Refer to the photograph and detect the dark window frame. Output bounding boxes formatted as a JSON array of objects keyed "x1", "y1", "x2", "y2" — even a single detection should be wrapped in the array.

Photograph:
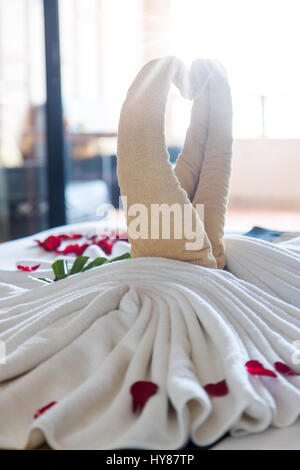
[{"x1": 43, "y1": 0, "x2": 66, "y2": 227}]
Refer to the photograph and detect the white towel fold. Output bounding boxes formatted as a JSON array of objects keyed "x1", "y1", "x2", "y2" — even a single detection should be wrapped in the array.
[{"x1": 0, "y1": 235, "x2": 299, "y2": 449}]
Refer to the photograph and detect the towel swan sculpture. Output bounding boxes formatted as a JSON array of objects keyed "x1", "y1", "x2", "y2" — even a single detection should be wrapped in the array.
[{"x1": 0, "y1": 57, "x2": 299, "y2": 449}]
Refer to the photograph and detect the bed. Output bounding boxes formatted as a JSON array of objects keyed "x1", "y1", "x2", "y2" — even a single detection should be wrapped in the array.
[{"x1": 0, "y1": 221, "x2": 299, "y2": 450}]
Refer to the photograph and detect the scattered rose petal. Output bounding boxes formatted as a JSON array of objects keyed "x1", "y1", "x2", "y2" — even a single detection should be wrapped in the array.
[
  {"x1": 36, "y1": 232, "x2": 128, "y2": 256},
  {"x1": 89, "y1": 233, "x2": 128, "y2": 244},
  {"x1": 245, "y1": 360, "x2": 263, "y2": 368},
  {"x1": 88, "y1": 234, "x2": 109, "y2": 242},
  {"x1": 130, "y1": 381, "x2": 159, "y2": 414},
  {"x1": 35, "y1": 234, "x2": 83, "y2": 252},
  {"x1": 36, "y1": 235, "x2": 61, "y2": 251},
  {"x1": 34, "y1": 401, "x2": 57, "y2": 419},
  {"x1": 88, "y1": 235, "x2": 98, "y2": 242},
  {"x1": 247, "y1": 367, "x2": 277, "y2": 377},
  {"x1": 17, "y1": 264, "x2": 40, "y2": 272},
  {"x1": 204, "y1": 379, "x2": 229, "y2": 397},
  {"x1": 274, "y1": 362, "x2": 299, "y2": 376},
  {"x1": 56, "y1": 243, "x2": 90, "y2": 256},
  {"x1": 245, "y1": 360, "x2": 277, "y2": 378},
  {"x1": 110, "y1": 232, "x2": 129, "y2": 243},
  {"x1": 96, "y1": 239, "x2": 113, "y2": 255},
  {"x1": 58, "y1": 233, "x2": 82, "y2": 240}
]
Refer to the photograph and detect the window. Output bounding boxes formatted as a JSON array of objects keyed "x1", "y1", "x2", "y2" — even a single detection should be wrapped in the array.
[
  {"x1": 0, "y1": 0, "x2": 299, "y2": 240},
  {"x1": 0, "y1": 0, "x2": 48, "y2": 240}
]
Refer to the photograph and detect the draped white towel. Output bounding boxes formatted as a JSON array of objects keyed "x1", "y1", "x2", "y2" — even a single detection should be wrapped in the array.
[{"x1": 0, "y1": 235, "x2": 299, "y2": 449}]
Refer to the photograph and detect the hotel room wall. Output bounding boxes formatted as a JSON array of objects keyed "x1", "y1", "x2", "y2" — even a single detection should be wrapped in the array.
[{"x1": 230, "y1": 139, "x2": 300, "y2": 209}]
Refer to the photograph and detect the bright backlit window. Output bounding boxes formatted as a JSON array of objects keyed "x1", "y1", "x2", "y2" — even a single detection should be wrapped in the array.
[{"x1": 58, "y1": 0, "x2": 300, "y2": 140}]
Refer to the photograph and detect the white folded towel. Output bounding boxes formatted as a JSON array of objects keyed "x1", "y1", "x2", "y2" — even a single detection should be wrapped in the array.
[{"x1": 0, "y1": 235, "x2": 299, "y2": 449}]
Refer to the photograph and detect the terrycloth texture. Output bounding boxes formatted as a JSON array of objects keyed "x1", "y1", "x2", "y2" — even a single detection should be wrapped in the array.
[
  {"x1": 0, "y1": 235, "x2": 300, "y2": 449},
  {"x1": 191, "y1": 61, "x2": 232, "y2": 269},
  {"x1": 117, "y1": 57, "x2": 217, "y2": 268},
  {"x1": 174, "y1": 60, "x2": 210, "y2": 201},
  {"x1": 225, "y1": 235, "x2": 300, "y2": 308},
  {"x1": 175, "y1": 60, "x2": 233, "y2": 269}
]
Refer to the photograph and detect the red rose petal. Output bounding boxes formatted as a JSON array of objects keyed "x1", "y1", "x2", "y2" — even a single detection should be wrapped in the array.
[
  {"x1": 89, "y1": 234, "x2": 109, "y2": 242},
  {"x1": 245, "y1": 360, "x2": 277, "y2": 378},
  {"x1": 96, "y1": 239, "x2": 113, "y2": 255},
  {"x1": 274, "y1": 362, "x2": 299, "y2": 376},
  {"x1": 36, "y1": 235, "x2": 61, "y2": 251},
  {"x1": 56, "y1": 243, "x2": 90, "y2": 256},
  {"x1": 247, "y1": 367, "x2": 277, "y2": 377},
  {"x1": 245, "y1": 360, "x2": 263, "y2": 368},
  {"x1": 110, "y1": 232, "x2": 129, "y2": 243},
  {"x1": 59, "y1": 233, "x2": 82, "y2": 240},
  {"x1": 36, "y1": 234, "x2": 83, "y2": 252},
  {"x1": 33, "y1": 401, "x2": 57, "y2": 419},
  {"x1": 204, "y1": 379, "x2": 229, "y2": 397},
  {"x1": 130, "y1": 381, "x2": 159, "y2": 414},
  {"x1": 36, "y1": 231, "x2": 128, "y2": 255},
  {"x1": 17, "y1": 264, "x2": 40, "y2": 272}
]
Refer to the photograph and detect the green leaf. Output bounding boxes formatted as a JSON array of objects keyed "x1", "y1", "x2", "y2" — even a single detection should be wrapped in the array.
[
  {"x1": 83, "y1": 257, "x2": 108, "y2": 271},
  {"x1": 34, "y1": 277, "x2": 54, "y2": 284},
  {"x1": 40, "y1": 252, "x2": 131, "y2": 284},
  {"x1": 69, "y1": 256, "x2": 89, "y2": 274},
  {"x1": 52, "y1": 259, "x2": 69, "y2": 280},
  {"x1": 108, "y1": 252, "x2": 131, "y2": 263}
]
